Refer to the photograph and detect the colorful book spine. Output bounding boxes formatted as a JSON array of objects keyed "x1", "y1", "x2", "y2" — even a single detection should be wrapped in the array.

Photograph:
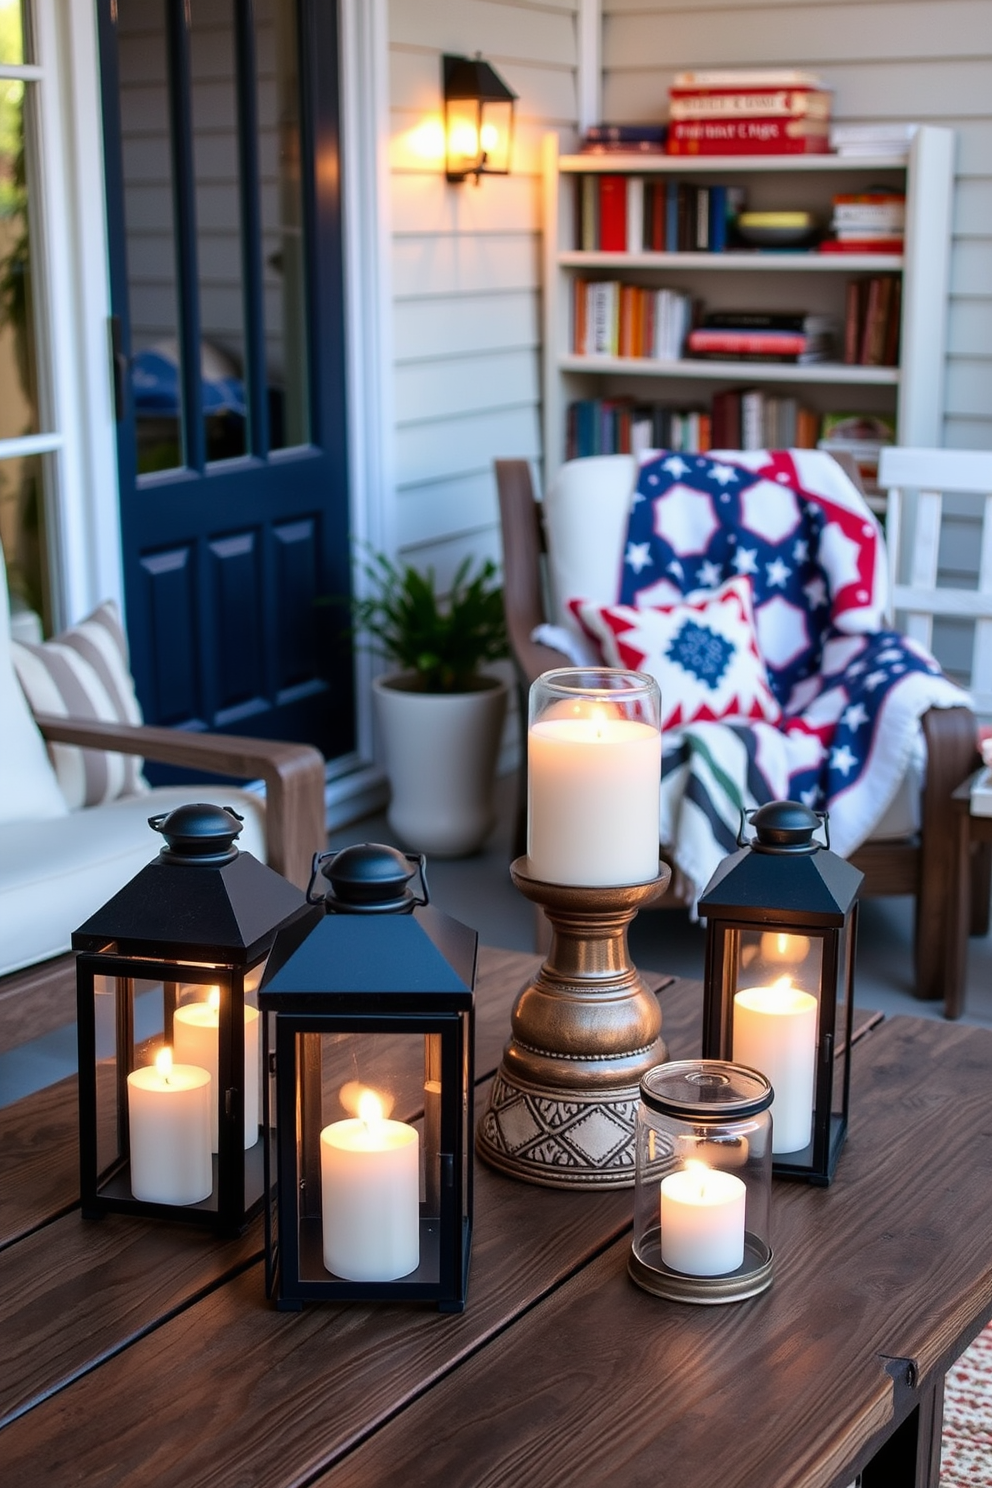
[
  {"x1": 598, "y1": 176, "x2": 627, "y2": 251},
  {"x1": 687, "y1": 329, "x2": 810, "y2": 356},
  {"x1": 667, "y1": 118, "x2": 830, "y2": 155}
]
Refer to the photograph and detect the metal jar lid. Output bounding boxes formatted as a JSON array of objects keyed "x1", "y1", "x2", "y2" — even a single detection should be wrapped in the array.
[{"x1": 639, "y1": 1059, "x2": 772, "y2": 1121}]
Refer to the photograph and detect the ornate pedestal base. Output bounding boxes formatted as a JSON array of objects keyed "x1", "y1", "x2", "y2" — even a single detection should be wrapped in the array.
[{"x1": 476, "y1": 860, "x2": 671, "y2": 1189}]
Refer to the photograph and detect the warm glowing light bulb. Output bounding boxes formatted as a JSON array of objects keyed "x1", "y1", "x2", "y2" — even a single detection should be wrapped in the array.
[
  {"x1": 358, "y1": 1089, "x2": 385, "y2": 1129},
  {"x1": 155, "y1": 1046, "x2": 173, "y2": 1081},
  {"x1": 480, "y1": 121, "x2": 499, "y2": 151},
  {"x1": 406, "y1": 118, "x2": 445, "y2": 163}
]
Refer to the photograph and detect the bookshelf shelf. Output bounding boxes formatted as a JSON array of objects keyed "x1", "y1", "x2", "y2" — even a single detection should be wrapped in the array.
[
  {"x1": 542, "y1": 128, "x2": 954, "y2": 481},
  {"x1": 558, "y1": 152, "x2": 911, "y2": 176},
  {"x1": 559, "y1": 251, "x2": 905, "y2": 273},
  {"x1": 558, "y1": 355, "x2": 900, "y2": 386}
]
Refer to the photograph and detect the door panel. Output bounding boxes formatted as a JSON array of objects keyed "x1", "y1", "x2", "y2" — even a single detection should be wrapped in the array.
[{"x1": 99, "y1": 0, "x2": 352, "y2": 763}]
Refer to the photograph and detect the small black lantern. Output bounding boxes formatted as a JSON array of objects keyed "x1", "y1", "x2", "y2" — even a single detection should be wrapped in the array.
[
  {"x1": 259, "y1": 844, "x2": 477, "y2": 1312},
  {"x1": 73, "y1": 803, "x2": 311, "y2": 1233},
  {"x1": 699, "y1": 802, "x2": 863, "y2": 1186}
]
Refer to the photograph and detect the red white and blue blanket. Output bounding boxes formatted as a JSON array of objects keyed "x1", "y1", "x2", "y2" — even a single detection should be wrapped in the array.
[{"x1": 614, "y1": 449, "x2": 970, "y2": 904}]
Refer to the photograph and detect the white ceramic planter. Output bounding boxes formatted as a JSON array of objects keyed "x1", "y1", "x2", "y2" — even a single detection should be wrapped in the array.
[{"x1": 373, "y1": 673, "x2": 509, "y2": 857}]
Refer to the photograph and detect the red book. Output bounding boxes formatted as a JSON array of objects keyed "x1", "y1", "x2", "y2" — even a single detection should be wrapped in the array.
[
  {"x1": 667, "y1": 118, "x2": 829, "y2": 155},
  {"x1": 688, "y1": 328, "x2": 808, "y2": 356},
  {"x1": 670, "y1": 86, "x2": 831, "y2": 123},
  {"x1": 818, "y1": 238, "x2": 904, "y2": 254},
  {"x1": 598, "y1": 175, "x2": 627, "y2": 251}
]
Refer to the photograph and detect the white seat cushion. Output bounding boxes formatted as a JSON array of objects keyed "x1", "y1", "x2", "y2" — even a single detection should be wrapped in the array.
[
  {"x1": 0, "y1": 786, "x2": 267, "y2": 977},
  {"x1": 0, "y1": 545, "x2": 68, "y2": 827}
]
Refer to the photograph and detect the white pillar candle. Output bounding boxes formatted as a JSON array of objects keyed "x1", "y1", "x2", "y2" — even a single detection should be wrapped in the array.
[
  {"x1": 320, "y1": 1091, "x2": 420, "y2": 1282},
  {"x1": 127, "y1": 1048, "x2": 212, "y2": 1205},
  {"x1": 527, "y1": 714, "x2": 661, "y2": 885},
  {"x1": 660, "y1": 1164, "x2": 747, "y2": 1276},
  {"x1": 734, "y1": 978, "x2": 818, "y2": 1155},
  {"x1": 173, "y1": 990, "x2": 260, "y2": 1151}
]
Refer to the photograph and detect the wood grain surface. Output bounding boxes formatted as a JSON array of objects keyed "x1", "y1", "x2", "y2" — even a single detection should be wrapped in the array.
[{"x1": 0, "y1": 945, "x2": 985, "y2": 1488}]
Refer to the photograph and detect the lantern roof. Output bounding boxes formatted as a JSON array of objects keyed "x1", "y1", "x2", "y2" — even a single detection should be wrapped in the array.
[
  {"x1": 698, "y1": 839, "x2": 862, "y2": 924},
  {"x1": 72, "y1": 850, "x2": 310, "y2": 964},
  {"x1": 259, "y1": 905, "x2": 477, "y2": 1012}
]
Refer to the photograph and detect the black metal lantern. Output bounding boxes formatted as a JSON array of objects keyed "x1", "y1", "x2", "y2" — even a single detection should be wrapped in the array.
[
  {"x1": 442, "y1": 53, "x2": 516, "y2": 182},
  {"x1": 73, "y1": 803, "x2": 312, "y2": 1233},
  {"x1": 699, "y1": 802, "x2": 863, "y2": 1186},
  {"x1": 259, "y1": 844, "x2": 477, "y2": 1312}
]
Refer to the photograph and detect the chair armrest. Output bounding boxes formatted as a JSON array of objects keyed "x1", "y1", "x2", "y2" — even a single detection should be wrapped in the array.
[{"x1": 34, "y1": 714, "x2": 326, "y2": 890}]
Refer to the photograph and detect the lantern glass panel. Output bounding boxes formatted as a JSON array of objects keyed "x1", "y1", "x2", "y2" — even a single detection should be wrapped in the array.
[
  {"x1": 293, "y1": 1029, "x2": 449, "y2": 1288},
  {"x1": 446, "y1": 99, "x2": 481, "y2": 176},
  {"x1": 479, "y1": 99, "x2": 513, "y2": 172},
  {"x1": 736, "y1": 927, "x2": 823, "y2": 1000}
]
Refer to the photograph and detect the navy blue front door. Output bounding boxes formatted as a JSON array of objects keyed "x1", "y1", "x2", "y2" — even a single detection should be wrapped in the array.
[{"x1": 98, "y1": 0, "x2": 353, "y2": 763}]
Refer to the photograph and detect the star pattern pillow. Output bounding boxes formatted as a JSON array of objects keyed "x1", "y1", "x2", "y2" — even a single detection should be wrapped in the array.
[{"x1": 569, "y1": 577, "x2": 782, "y2": 732}]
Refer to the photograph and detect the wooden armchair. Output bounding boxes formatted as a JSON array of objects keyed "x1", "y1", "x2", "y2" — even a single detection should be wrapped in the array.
[{"x1": 496, "y1": 457, "x2": 978, "y2": 1006}]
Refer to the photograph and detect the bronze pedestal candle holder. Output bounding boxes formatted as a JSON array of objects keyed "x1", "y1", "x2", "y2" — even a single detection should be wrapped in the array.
[{"x1": 476, "y1": 857, "x2": 671, "y2": 1189}]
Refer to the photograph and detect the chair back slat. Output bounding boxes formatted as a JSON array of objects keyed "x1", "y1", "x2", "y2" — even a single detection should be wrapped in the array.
[{"x1": 879, "y1": 445, "x2": 992, "y2": 718}]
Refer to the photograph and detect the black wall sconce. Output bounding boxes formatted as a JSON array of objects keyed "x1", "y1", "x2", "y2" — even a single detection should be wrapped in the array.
[{"x1": 443, "y1": 53, "x2": 516, "y2": 182}]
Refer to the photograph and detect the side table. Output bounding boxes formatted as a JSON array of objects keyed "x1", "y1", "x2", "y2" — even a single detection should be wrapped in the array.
[{"x1": 949, "y1": 770, "x2": 992, "y2": 1019}]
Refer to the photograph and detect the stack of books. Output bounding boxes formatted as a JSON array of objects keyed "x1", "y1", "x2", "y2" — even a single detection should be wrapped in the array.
[
  {"x1": 577, "y1": 175, "x2": 744, "y2": 252},
  {"x1": 666, "y1": 69, "x2": 832, "y2": 156},
  {"x1": 817, "y1": 412, "x2": 896, "y2": 508},
  {"x1": 572, "y1": 280, "x2": 692, "y2": 359},
  {"x1": 842, "y1": 276, "x2": 901, "y2": 365},
  {"x1": 580, "y1": 123, "x2": 667, "y2": 155},
  {"x1": 686, "y1": 310, "x2": 835, "y2": 364},
  {"x1": 820, "y1": 190, "x2": 905, "y2": 255},
  {"x1": 829, "y1": 123, "x2": 916, "y2": 159}
]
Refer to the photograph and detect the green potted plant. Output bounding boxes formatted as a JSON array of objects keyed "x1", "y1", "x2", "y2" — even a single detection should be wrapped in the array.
[{"x1": 353, "y1": 551, "x2": 509, "y2": 857}]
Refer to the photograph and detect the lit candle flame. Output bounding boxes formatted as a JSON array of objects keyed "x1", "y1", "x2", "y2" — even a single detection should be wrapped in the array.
[
  {"x1": 358, "y1": 1089, "x2": 385, "y2": 1131},
  {"x1": 155, "y1": 1046, "x2": 173, "y2": 1083},
  {"x1": 683, "y1": 1157, "x2": 711, "y2": 1198},
  {"x1": 208, "y1": 987, "x2": 220, "y2": 1013}
]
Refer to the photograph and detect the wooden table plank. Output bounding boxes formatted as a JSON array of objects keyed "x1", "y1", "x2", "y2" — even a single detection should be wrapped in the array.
[
  {"x1": 0, "y1": 966, "x2": 699, "y2": 1488},
  {"x1": 0, "y1": 1076, "x2": 80, "y2": 1250},
  {"x1": 304, "y1": 1018, "x2": 992, "y2": 1488},
  {"x1": 0, "y1": 1218, "x2": 260, "y2": 1429}
]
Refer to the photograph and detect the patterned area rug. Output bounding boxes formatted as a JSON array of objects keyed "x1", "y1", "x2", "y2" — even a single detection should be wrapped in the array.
[{"x1": 941, "y1": 1320, "x2": 992, "y2": 1486}]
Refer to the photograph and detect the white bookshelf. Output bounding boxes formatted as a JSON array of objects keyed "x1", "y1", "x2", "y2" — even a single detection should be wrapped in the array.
[{"x1": 542, "y1": 127, "x2": 954, "y2": 485}]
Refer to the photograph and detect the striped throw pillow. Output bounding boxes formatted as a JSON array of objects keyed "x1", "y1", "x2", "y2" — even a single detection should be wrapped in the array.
[{"x1": 11, "y1": 601, "x2": 148, "y2": 809}]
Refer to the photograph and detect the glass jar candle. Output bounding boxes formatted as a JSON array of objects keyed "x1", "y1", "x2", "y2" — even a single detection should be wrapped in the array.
[
  {"x1": 629, "y1": 1060, "x2": 773, "y2": 1304},
  {"x1": 526, "y1": 668, "x2": 662, "y2": 887}
]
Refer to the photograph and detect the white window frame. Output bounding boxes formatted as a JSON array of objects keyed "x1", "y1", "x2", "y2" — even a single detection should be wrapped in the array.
[{"x1": 1, "y1": 0, "x2": 120, "y2": 632}]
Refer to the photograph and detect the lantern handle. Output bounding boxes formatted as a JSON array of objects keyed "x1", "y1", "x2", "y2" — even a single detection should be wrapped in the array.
[{"x1": 737, "y1": 805, "x2": 830, "y2": 851}]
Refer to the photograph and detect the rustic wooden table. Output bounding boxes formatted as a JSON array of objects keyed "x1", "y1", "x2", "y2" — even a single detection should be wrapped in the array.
[{"x1": 0, "y1": 946, "x2": 989, "y2": 1488}]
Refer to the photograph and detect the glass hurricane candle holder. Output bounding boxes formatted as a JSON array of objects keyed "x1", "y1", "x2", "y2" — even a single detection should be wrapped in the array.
[
  {"x1": 629, "y1": 1060, "x2": 773, "y2": 1304},
  {"x1": 526, "y1": 667, "x2": 662, "y2": 888}
]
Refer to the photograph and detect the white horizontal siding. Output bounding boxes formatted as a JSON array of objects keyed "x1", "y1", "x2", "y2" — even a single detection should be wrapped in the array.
[
  {"x1": 601, "y1": 0, "x2": 992, "y2": 455},
  {"x1": 386, "y1": 0, "x2": 579, "y2": 584}
]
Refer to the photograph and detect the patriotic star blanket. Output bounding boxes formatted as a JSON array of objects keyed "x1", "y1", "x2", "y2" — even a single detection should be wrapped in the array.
[{"x1": 609, "y1": 449, "x2": 969, "y2": 906}]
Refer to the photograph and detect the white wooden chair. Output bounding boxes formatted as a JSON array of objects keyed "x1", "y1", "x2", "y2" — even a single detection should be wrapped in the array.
[
  {"x1": 880, "y1": 445, "x2": 992, "y2": 966},
  {"x1": 880, "y1": 446, "x2": 992, "y2": 720}
]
